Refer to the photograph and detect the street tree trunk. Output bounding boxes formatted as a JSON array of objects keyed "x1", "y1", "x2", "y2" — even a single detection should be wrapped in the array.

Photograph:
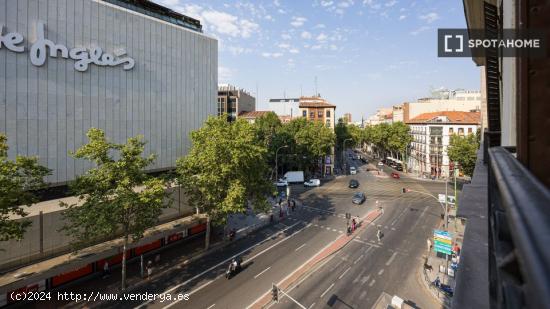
[
  {"x1": 205, "y1": 215, "x2": 211, "y2": 250},
  {"x1": 121, "y1": 234, "x2": 128, "y2": 291}
]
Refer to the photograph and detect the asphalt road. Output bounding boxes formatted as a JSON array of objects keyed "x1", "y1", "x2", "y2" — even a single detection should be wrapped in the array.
[{"x1": 46, "y1": 150, "x2": 452, "y2": 309}]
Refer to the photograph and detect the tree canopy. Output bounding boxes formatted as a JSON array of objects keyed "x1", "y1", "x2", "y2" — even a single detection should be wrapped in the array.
[
  {"x1": 0, "y1": 134, "x2": 50, "y2": 241},
  {"x1": 448, "y1": 132, "x2": 480, "y2": 177},
  {"x1": 60, "y1": 128, "x2": 168, "y2": 290},
  {"x1": 176, "y1": 116, "x2": 272, "y2": 225}
]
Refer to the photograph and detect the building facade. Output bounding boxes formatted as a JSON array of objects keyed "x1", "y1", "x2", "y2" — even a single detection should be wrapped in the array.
[
  {"x1": 342, "y1": 113, "x2": 352, "y2": 124},
  {"x1": 217, "y1": 84, "x2": 255, "y2": 121},
  {"x1": 406, "y1": 111, "x2": 480, "y2": 178},
  {"x1": 268, "y1": 98, "x2": 300, "y2": 118},
  {"x1": 0, "y1": 0, "x2": 218, "y2": 185},
  {"x1": 299, "y1": 96, "x2": 336, "y2": 175}
]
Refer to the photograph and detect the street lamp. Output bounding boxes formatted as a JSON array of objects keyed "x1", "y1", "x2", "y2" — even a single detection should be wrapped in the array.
[
  {"x1": 275, "y1": 145, "x2": 288, "y2": 181},
  {"x1": 342, "y1": 138, "x2": 353, "y2": 173}
]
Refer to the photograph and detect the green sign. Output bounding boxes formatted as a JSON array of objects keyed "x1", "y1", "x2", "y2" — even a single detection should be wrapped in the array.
[{"x1": 433, "y1": 229, "x2": 453, "y2": 255}]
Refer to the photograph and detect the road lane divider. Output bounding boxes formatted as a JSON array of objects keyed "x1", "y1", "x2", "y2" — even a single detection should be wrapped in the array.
[
  {"x1": 254, "y1": 267, "x2": 271, "y2": 279},
  {"x1": 136, "y1": 220, "x2": 306, "y2": 309}
]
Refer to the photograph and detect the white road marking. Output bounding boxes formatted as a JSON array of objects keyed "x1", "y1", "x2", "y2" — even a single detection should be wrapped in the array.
[
  {"x1": 378, "y1": 269, "x2": 384, "y2": 275},
  {"x1": 308, "y1": 303, "x2": 316, "y2": 309},
  {"x1": 338, "y1": 267, "x2": 351, "y2": 280},
  {"x1": 138, "y1": 220, "x2": 304, "y2": 309},
  {"x1": 386, "y1": 252, "x2": 398, "y2": 266},
  {"x1": 332, "y1": 229, "x2": 338, "y2": 232},
  {"x1": 254, "y1": 266, "x2": 271, "y2": 279},
  {"x1": 361, "y1": 275, "x2": 371, "y2": 284},
  {"x1": 207, "y1": 305, "x2": 216, "y2": 309},
  {"x1": 354, "y1": 254, "x2": 364, "y2": 264},
  {"x1": 295, "y1": 243, "x2": 307, "y2": 251},
  {"x1": 369, "y1": 279, "x2": 376, "y2": 287},
  {"x1": 320, "y1": 283, "x2": 335, "y2": 298},
  {"x1": 359, "y1": 291, "x2": 367, "y2": 299}
]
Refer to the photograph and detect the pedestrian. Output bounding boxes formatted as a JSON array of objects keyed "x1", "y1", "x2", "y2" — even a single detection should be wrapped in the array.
[
  {"x1": 147, "y1": 260, "x2": 153, "y2": 280},
  {"x1": 351, "y1": 218, "x2": 356, "y2": 232},
  {"x1": 103, "y1": 261, "x2": 110, "y2": 278}
]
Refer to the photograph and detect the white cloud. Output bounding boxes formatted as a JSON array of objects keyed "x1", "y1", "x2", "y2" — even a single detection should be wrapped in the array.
[
  {"x1": 363, "y1": 0, "x2": 381, "y2": 9},
  {"x1": 311, "y1": 45, "x2": 323, "y2": 50},
  {"x1": 281, "y1": 33, "x2": 292, "y2": 40},
  {"x1": 386, "y1": 0, "x2": 398, "y2": 7},
  {"x1": 177, "y1": 5, "x2": 260, "y2": 39},
  {"x1": 321, "y1": 0, "x2": 334, "y2": 6},
  {"x1": 261, "y1": 52, "x2": 284, "y2": 58},
  {"x1": 419, "y1": 12, "x2": 439, "y2": 23},
  {"x1": 314, "y1": 24, "x2": 326, "y2": 29},
  {"x1": 301, "y1": 31, "x2": 312, "y2": 39},
  {"x1": 399, "y1": 15, "x2": 406, "y2": 20},
  {"x1": 316, "y1": 33, "x2": 328, "y2": 42},
  {"x1": 290, "y1": 16, "x2": 307, "y2": 27},
  {"x1": 274, "y1": 0, "x2": 281, "y2": 6},
  {"x1": 278, "y1": 8, "x2": 287, "y2": 14},
  {"x1": 278, "y1": 43, "x2": 291, "y2": 49},
  {"x1": 329, "y1": 44, "x2": 338, "y2": 51},
  {"x1": 218, "y1": 66, "x2": 234, "y2": 82},
  {"x1": 265, "y1": 15, "x2": 274, "y2": 21},
  {"x1": 410, "y1": 26, "x2": 430, "y2": 35},
  {"x1": 228, "y1": 46, "x2": 252, "y2": 55},
  {"x1": 289, "y1": 48, "x2": 300, "y2": 54},
  {"x1": 338, "y1": 0, "x2": 355, "y2": 8}
]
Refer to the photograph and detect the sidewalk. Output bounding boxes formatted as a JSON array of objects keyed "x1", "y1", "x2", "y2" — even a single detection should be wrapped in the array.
[
  {"x1": 418, "y1": 205, "x2": 464, "y2": 308},
  {"x1": 33, "y1": 207, "x2": 285, "y2": 308}
]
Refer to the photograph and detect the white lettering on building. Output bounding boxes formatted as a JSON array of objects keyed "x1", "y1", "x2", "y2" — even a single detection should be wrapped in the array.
[{"x1": 0, "y1": 22, "x2": 134, "y2": 72}]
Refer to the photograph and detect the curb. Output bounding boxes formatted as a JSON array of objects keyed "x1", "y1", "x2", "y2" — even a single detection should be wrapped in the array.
[
  {"x1": 417, "y1": 258, "x2": 451, "y2": 308},
  {"x1": 247, "y1": 208, "x2": 383, "y2": 309}
]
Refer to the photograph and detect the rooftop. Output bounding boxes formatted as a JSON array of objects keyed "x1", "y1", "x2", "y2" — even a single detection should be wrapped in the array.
[
  {"x1": 238, "y1": 111, "x2": 271, "y2": 118},
  {"x1": 406, "y1": 111, "x2": 481, "y2": 124},
  {"x1": 299, "y1": 96, "x2": 336, "y2": 108},
  {"x1": 102, "y1": 0, "x2": 202, "y2": 32}
]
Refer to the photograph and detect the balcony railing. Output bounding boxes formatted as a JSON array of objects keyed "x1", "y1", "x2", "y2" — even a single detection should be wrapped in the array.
[{"x1": 488, "y1": 146, "x2": 550, "y2": 308}]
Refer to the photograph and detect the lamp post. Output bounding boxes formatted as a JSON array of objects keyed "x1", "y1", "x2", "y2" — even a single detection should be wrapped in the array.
[
  {"x1": 342, "y1": 138, "x2": 352, "y2": 173},
  {"x1": 275, "y1": 145, "x2": 288, "y2": 181}
]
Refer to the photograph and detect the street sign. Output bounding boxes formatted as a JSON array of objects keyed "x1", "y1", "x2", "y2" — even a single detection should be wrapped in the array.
[
  {"x1": 438, "y1": 194, "x2": 456, "y2": 205},
  {"x1": 438, "y1": 194, "x2": 446, "y2": 203},
  {"x1": 433, "y1": 229, "x2": 453, "y2": 255}
]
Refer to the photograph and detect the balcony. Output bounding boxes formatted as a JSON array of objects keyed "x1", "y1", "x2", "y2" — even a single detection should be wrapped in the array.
[{"x1": 453, "y1": 145, "x2": 550, "y2": 308}]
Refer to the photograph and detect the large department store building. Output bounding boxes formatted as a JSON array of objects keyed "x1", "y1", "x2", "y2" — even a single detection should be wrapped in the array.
[{"x1": 0, "y1": 0, "x2": 218, "y2": 185}]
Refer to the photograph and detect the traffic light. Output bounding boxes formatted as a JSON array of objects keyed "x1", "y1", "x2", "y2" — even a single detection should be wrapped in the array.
[{"x1": 272, "y1": 284, "x2": 279, "y2": 303}]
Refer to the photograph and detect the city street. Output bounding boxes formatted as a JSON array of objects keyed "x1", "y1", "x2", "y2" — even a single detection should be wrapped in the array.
[{"x1": 53, "y1": 151, "x2": 450, "y2": 309}]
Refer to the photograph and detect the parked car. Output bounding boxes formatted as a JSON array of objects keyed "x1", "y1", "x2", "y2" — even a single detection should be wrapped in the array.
[
  {"x1": 352, "y1": 192, "x2": 366, "y2": 204},
  {"x1": 304, "y1": 179, "x2": 321, "y2": 187},
  {"x1": 395, "y1": 164, "x2": 403, "y2": 171},
  {"x1": 350, "y1": 167, "x2": 357, "y2": 175},
  {"x1": 349, "y1": 179, "x2": 359, "y2": 188},
  {"x1": 377, "y1": 162, "x2": 384, "y2": 168},
  {"x1": 275, "y1": 179, "x2": 288, "y2": 187},
  {"x1": 391, "y1": 172, "x2": 400, "y2": 179}
]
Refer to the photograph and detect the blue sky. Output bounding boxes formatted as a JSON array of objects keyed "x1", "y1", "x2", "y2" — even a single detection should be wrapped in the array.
[{"x1": 154, "y1": 0, "x2": 481, "y2": 120}]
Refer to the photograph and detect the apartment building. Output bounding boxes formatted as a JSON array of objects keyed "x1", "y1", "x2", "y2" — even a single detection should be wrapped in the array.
[
  {"x1": 217, "y1": 84, "x2": 256, "y2": 121},
  {"x1": 406, "y1": 111, "x2": 481, "y2": 178},
  {"x1": 268, "y1": 98, "x2": 301, "y2": 118}
]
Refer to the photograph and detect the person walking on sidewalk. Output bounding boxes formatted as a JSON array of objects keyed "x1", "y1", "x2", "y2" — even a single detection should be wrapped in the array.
[
  {"x1": 147, "y1": 260, "x2": 153, "y2": 280},
  {"x1": 103, "y1": 261, "x2": 110, "y2": 279}
]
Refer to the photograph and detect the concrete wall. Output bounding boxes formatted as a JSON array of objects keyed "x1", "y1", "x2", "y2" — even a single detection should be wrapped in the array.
[
  {"x1": 0, "y1": 0, "x2": 218, "y2": 185},
  {"x1": 0, "y1": 186, "x2": 194, "y2": 271}
]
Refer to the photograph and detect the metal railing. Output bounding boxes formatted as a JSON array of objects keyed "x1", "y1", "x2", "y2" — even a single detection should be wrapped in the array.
[{"x1": 488, "y1": 147, "x2": 550, "y2": 308}]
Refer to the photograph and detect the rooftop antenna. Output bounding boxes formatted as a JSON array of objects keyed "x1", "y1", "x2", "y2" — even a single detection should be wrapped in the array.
[{"x1": 314, "y1": 76, "x2": 318, "y2": 96}]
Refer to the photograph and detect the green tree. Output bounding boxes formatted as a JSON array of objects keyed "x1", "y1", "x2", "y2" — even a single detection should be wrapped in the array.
[
  {"x1": 0, "y1": 134, "x2": 50, "y2": 241},
  {"x1": 448, "y1": 132, "x2": 480, "y2": 177},
  {"x1": 176, "y1": 116, "x2": 272, "y2": 232},
  {"x1": 60, "y1": 128, "x2": 168, "y2": 290},
  {"x1": 387, "y1": 122, "x2": 412, "y2": 160},
  {"x1": 295, "y1": 120, "x2": 335, "y2": 175},
  {"x1": 253, "y1": 112, "x2": 282, "y2": 171}
]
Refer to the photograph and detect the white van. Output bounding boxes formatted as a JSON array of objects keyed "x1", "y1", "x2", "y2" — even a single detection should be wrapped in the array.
[{"x1": 304, "y1": 179, "x2": 321, "y2": 187}]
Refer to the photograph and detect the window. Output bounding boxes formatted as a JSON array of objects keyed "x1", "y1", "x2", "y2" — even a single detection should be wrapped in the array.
[
  {"x1": 326, "y1": 119, "x2": 330, "y2": 127},
  {"x1": 310, "y1": 111, "x2": 315, "y2": 118},
  {"x1": 468, "y1": 128, "x2": 473, "y2": 134},
  {"x1": 318, "y1": 110, "x2": 323, "y2": 117},
  {"x1": 449, "y1": 128, "x2": 454, "y2": 134},
  {"x1": 326, "y1": 110, "x2": 331, "y2": 117},
  {"x1": 458, "y1": 128, "x2": 464, "y2": 136},
  {"x1": 302, "y1": 110, "x2": 307, "y2": 117}
]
